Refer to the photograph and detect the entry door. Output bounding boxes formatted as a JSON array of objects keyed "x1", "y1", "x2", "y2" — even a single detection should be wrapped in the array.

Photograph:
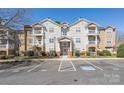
[{"x1": 63, "y1": 47, "x2": 68, "y2": 55}]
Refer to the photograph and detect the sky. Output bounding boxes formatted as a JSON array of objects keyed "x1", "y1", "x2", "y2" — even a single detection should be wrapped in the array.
[{"x1": 30, "y1": 8, "x2": 124, "y2": 32}]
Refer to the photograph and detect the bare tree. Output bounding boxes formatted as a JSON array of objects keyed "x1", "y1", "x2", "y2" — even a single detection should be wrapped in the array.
[
  {"x1": 0, "y1": 8, "x2": 32, "y2": 29},
  {"x1": 0, "y1": 8, "x2": 32, "y2": 56}
]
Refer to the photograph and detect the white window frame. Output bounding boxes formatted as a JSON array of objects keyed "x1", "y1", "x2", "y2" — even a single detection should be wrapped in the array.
[
  {"x1": 49, "y1": 27, "x2": 54, "y2": 33},
  {"x1": 76, "y1": 27, "x2": 81, "y2": 32},
  {"x1": 76, "y1": 38, "x2": 81, "y2": 43}
]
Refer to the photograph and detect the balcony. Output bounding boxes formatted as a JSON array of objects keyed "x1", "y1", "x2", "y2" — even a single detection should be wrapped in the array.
[
  {"x1": 88, "y1": 41, "x2": 97, "y2": 45},
  {"x1": 88, "y1": 30, "x2": 98, "y2": 35},
  {"x1": 0, "y1": 44, "x2": 14, "y2": 50},
  {"x1": 33, "y1": 30, "x2": 43, "y2": 36},
  {"x1": 34, "y1": 41, "x2": 43, "y2": 46},
  {"x1": 0, "y1": 45, "x2": 7, "y2": 49}
]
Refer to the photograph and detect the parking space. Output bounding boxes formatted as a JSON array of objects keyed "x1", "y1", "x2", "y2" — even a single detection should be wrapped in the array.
[
  {"x1": 0, "y1": 59, "x2": 124, "y2": 73},
  {"x1": 0, "y1": 59, "x2": 124, "y2": 84}
]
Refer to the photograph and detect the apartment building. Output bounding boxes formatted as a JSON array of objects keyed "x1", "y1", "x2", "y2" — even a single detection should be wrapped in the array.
[
  {"x1": 19, "y1": 18, "x2": 116, "y2": 57},
  {"x1": 0, "y1": 20, "x2": 17, "y2": 56}
]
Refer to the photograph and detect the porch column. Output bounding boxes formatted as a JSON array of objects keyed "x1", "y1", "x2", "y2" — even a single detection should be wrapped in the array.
[
  {"x1": 68, "y1": 41, "x2": 72, "y2": 57},
  {"x1": 95, "y1": 35, "x2": 98, "y2": 56},
  {"x1": 57, "y1": 41, "x2": 61, "y2": 57}
]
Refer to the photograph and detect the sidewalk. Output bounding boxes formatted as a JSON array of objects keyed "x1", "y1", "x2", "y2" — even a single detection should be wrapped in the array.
[
  {"x1": 34, "y1": 57, "x2": 124, "y2": 61},
  {"x1": 0, "y1": 57, "x2": 124, "y2": 63}
]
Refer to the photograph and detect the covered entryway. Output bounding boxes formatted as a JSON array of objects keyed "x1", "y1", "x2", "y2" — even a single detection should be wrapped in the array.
[
  {"x1": 60, "y1": 42, "x2": 70, "y2": 55},
  {"x1": 58, "y1": 37, "x2": 73, "y2": 57},
  {"x1": 88, "y1": 47, "x2": 97, "y2": 56}
]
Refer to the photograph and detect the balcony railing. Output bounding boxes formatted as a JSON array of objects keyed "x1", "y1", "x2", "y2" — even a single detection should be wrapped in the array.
[
  {"x1": 88, "y1": 30, "x2": 98, "y2": 35},
  {"x1": 34, "y1": 41, "x2": 43, "y2": 45},
  {"x1": 0, "y1": 45, "x2": 7, "y2": 48},
  {"x1": 0, "y1": 44, "x2": 14, "y2": 49},
  {"x1": 33, "y1": 30, "x2": 43, "y2": 35},
  {"x1": 88, "y1": 41, "x2": 97, "y2": 45}
]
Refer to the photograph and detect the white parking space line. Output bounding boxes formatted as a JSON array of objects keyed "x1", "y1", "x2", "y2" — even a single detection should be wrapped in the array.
[
  {"x1": 27, "y1": 63, "x2": 43, "y2": 72},
  {"x1": 12, "y1": 66, "x2": 34, "y2": 72},
  {"x1": 58, "y1": 58, "x2": 76, "y2": 72},
  {"x1": 0, "y1": 70, "x2": 6, "y2": 73},
  {"x1": 87, "y1": 61, "x2": 104, "y2": 71},
  {"x1": 107, "y1": 62, "x2": 124, "y2": 68},
  {"x1": 70, "y1": 61, "x2": 76, "y2": 71},
  {"x1": 58, "y1": 60, "x2": 63, "y2": 72}
]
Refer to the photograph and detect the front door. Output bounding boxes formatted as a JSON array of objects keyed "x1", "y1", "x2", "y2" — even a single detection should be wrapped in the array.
[{"x1": 62, "y1": 47, "x2": 68, "y2": 55}]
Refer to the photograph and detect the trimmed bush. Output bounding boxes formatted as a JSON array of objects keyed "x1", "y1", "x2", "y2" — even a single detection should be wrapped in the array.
[
  {"x1": 75, "y1": 50, "x2": 80, "y2": 57},
  {"x1": 80, "y1": 51, "x2": 86, "y2": 56},
  {"x1": 0, "y1": 55, "x2": 6, "y2": 59},
  {"x1": 117, "y1": 44, "x2": 124, "y2": 57},
  {"x1": 27, "y1": 51, "x2": 34, "y2": 56},
  {"x1": 0, "y1": 55, "x2": 15, "y2": 59},
  {"x1": 41, "y1": 51, "x2": 47, "y2": 56},
  {"x1": 97, "y1": 50, "x2": 111, "y2": 56},
  {"x1": 48, "y1": 50, "x2": 57, "y2": 57},
  {"x1": 102, "y1": 50, "x2": 111, "y2": 56},
  {"x1": 97, "y1": 50, "x2": 104, "y2": 56},
  {"x1": 86, "y1": 51, "x2": 90, "y2": 56},
  {"x1": 6, "y1": 55, "x2": 15, "y2": 59}
]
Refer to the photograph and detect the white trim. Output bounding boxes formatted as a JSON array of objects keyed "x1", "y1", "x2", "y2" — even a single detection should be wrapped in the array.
[
  {"x1": 70, "y1": 61, "x2": 77, "y2": 71},
  {"x1": 58, "y1": 59, "x2": 63, "y2": 72}
]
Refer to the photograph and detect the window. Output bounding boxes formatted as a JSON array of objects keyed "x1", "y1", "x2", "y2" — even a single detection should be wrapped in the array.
[
  {"x1": 34, "y1": 27, "x2": 42, "y2": 30},
  {"x1": 76, "y1": 38, "x2": 81, "y2": 43},
  {"x1": 107, "y1": 30, "x2": 111, "y2": 34},
  {"x1": 107, "y1": 41, "x2": 111, "y2": 44},
  {"x1": 49, "y1": 48, "x2": 54, "y2": 51},
  {"x1": 35, "y1": 30, "x2": 42, "y2": 34},
  {"x1": 28, "y1": 39, "x2": 32, "y2": 44},
  {"x1": 76, "y1": 27, "x2": 81, "y2": 32},
  {"x1": 49, "y1": 27, "x2": 54, "y2": 33},
  {"x1": 38, "y1": 40, "x2": 42, "y2": 44},
  {"x1": 49, "y1": 38, "x2": 54, "y2": 43},
  {"x1": 28, "y1": 30, "x2": 32, "y2": 34},
  {"x1": 62, "y1": 30, "x2": 67, "y2": 35}
]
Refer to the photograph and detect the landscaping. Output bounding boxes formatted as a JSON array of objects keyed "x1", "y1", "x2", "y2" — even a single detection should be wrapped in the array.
[
  {"x1": 0, "y1": 48, "x2": 123, "y2": 60},
  {"x1": 117, "y1": 44, "x2": 124, "y2": 57}
]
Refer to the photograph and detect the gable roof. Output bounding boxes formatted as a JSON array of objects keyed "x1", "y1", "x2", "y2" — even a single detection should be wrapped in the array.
[
  {"x1": 39, "y1": 18, "x2": 61, "y2": 27},
  {"x1": 58, "y1": 36, "x2": 72, "y2": 42},
  {"x1": 70, "y1": 17, "x2": 90, "y2": 27}
]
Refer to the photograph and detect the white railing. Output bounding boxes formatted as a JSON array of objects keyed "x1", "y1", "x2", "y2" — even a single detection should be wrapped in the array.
[
  {"x1": 33, "y1": 30, "x2": 43, "y2": 35},
  {"x1": 0, "y1": 45, "x2": 7, "y2": 48},
  {"x1": 0, "y1": 44, "x2": 14, "y2": 49},
  {"x1": 34, "y1": 41, "x2": 43, "y2": 45},
  {"x1": 88, "y1": 30, "x2": 97, "y2": 35},
  {"x1": 88, "y1": 41, "x2": 97, "y2": 45}
]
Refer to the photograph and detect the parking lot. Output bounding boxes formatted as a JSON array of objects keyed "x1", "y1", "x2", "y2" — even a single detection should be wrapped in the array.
[{"x1": 0, "y1": 58, "x2": 124, "y2": 85}]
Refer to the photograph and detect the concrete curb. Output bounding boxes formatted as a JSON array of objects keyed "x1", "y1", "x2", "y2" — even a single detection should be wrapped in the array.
[{"x1": 0, "y1": 58, "x2": 124, "y2": 62}]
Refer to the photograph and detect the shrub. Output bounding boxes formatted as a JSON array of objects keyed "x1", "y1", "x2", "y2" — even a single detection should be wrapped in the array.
[
  {"x1": 97, "y1": 50, "x2": 104, "y2": 56},
  {"x1": 6, "y1": 55, "x2": 15, "y2": 59},
  {"x1": 86, "y1": 51, "x2": 90, "y2": 56},
  {"x1": 48, "y1": 50, "x2": 57, "y2": 57},
  {"x1": 0, "y1": 55, "x2": 15, "y2": 59},
  {"x1": 27, "y1": 51, "x2": 34, "y2": 56},
  {"x1": 75, "y1": 50, "x2": 80, "y2": 57},
  {"x1": 80, "y1": 51, "x2": 86, "y2": 56},
  {"x1": 0, "y1": 55, "x2": 6, "y2": 59},
  {"x1": 117, "y1": 44, "x2": 124, "y2": 57},
  {"x1": 102, "y1": 50, "x2": 111, "y2": 56},
  {"x1": 41, "y1": 51, "x2": 47, "y2": 56},
  {"x1": 97, "y1": 50, "x2": 111, "y2": 56}
]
